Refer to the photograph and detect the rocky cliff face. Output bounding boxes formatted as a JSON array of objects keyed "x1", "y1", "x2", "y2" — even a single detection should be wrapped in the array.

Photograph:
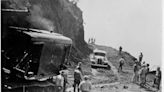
[{"x1": 2, "y1": 0, "x2": 91, "y2": 58}]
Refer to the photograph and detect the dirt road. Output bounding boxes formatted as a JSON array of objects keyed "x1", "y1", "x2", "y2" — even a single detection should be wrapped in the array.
[{"x1": 66, "y1": 60, "x2": 160, "y2": 92}]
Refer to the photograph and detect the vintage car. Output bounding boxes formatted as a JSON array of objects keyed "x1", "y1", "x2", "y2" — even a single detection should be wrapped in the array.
[{"x1": 90, "y1": 49, "x2": 110, "y2": 69}]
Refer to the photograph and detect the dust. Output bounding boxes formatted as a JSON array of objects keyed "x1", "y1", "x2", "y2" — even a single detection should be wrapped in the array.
[{"x1": 28, "y1": 4, "x2": 55, "y2": 31}]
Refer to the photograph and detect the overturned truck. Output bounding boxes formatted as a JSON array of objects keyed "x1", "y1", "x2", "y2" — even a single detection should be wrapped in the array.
[{"x1": 2, "y1": 25, "x2": 73, "y2": 91}]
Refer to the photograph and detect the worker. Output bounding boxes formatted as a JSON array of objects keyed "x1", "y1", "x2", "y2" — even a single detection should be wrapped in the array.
[
  {"x1": 62, "y1": 70, "x2": 68, "y2": 92},
  {"x1": 76, "y1": 62, "x2": 83, "y2": 75},
  {"x1": 146, "y1": 64, "x2": 150, "y2": 74},
  {"x1": 79, "y1": 75, "x2": 92, "y2": 92},
  {"x1": 119, "y1": 46, "x2": 122, "y2": 55},
  {"x1": 118, "y1": 57, "x2": 125, "y2": 72},
  {"x1": 153, "y1": 67, "x2": 161, "y2": 90},
  {"x1": 145, "y1": 64, "x2": 150, "y2": 83},
  {"x1": 56, "y1": 70, "x2": 64, "y2": 92},
  {"x1": 74, "y1": 67, "x2": 83, "y2": 92},
  {"x1": 132, "y1": 63, "x2": 139, "y2": 83},
  {"x1": 138, "y1": 65, "x2": 147, "y2": 86},
  {"x1": 139, "y1": 52, "x2": 143, "y2": 63}
]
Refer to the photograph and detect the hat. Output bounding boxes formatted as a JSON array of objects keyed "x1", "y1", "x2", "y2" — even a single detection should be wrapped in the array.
[{"x1": 84, "y1": 75, "x2": 89, "y2": 80}]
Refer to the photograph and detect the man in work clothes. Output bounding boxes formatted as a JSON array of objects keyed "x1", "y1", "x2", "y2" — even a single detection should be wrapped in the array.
[
  {"x1": 118, "y1": 57, "x2": 125, "y2": 72},
  {"x1": 119, "y1": 46, "x2": 122, "y2": 55},
  {"x1": 132, "y1": 63, "x2": 140, "y2": 83},
  {"x1": 56, "y1": 71, "x2": 64, "y2": 92},
  {"x1": 74, "y1": 67, "x2": 83, "y2": 92},
  {"x1": 139, "y1": 52, "x2": 143, "y2": 63},
  {"x1": 62, "y1": 70, "x2": 68, "y2": 92},
  {"x1": 138, "y1": 65, "x2": 148, "y2": 86},
  {"x1": 79, "y1": 75, "x2": 92, "y2": 92},
  {"x1": 153, "y1": 67, "x2": 161, "y2": 90},
  {"x1": 76, "y1": 62, "x2": 83, "y2": 75}
]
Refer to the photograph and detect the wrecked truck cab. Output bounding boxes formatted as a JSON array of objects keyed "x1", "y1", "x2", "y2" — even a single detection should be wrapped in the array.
[
  {"x1": 90, "y1": 49, "x2": 111, "y2": 69},
  {"x1": 2, "y1": 26, "x2": 72, "y2": 82}
]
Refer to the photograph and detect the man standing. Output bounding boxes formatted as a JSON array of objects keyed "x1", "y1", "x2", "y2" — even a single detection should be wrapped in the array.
[
  {"x1": 76, "y1": 62, "x2": 83, "y2": 75},
  {"x1": 79, "y1": 75, "x2": 92, "y2": 92},
  {"x1": 146, "y1": 64, "x2": 150, "y2": 74},
  {"x1": 132, "y1": 63, "x2": 139, "y2": 83},
  {"x1": 118, "y1": 57, "x2": 125, "y2": 72},
  {"x1": 138, "y1": 65, "x2": 147, "y2": 86},
  {"x1": 139, "y1": 52, "x2": 143, "y2": 63},
  {"x1": 119, "y1": 46, "x2": 122, "y2": 55},
  {"x1": 62, "y1": 71, "x2": 68, "y2": 92},
  {"x1": 153, "y1": 67, "x2": 161, "y2": 90},
  {"x1": 74, "y1": 67, "x2": 83, "y2": 92},
  {"x1": 56, "y1": 71, "x2": 64, "y2": 92}
]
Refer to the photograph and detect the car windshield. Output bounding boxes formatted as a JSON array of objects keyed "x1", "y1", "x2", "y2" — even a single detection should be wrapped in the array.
[{"x1": 94, "y1": 52, "x2": 106, "y2": 57}]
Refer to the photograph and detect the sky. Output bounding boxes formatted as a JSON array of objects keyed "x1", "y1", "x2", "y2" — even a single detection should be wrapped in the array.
[{"x1": 77, "y1": 0, "x2": 162, "y2": 69}]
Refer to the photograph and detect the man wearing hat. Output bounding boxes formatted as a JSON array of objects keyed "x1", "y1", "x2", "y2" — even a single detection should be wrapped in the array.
[
  {"x1": 74, "y1": 66, "x2": 83, "y2": 92},
  {"x1": 79, "y1": 75, "x2": 92, "y2": 92}
]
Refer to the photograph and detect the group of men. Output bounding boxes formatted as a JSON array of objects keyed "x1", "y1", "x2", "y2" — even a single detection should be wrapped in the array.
[
  {"x1": 132, "y1": 61, "x2": 150, "y2": 85},
  {"x1": 118, "y1": 51, "x2": 161, "y2": 90},
  {"x1": 88, "y1": 38, "x2": 96, "y2": 44},
  {"x1": 53, "y1": 62, "x2": 92, "y2": 92},
  {"x1": 132, "y1": 53, "x2": 161, "y2": 90},
  {"x1": 73, "y1": 62, "x2": 92, "y2": 92}
]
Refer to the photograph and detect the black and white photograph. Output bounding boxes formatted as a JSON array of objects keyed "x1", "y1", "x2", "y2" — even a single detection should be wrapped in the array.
[{"x1": 1, "y1": 0, "x2": 162, "y2": 92}]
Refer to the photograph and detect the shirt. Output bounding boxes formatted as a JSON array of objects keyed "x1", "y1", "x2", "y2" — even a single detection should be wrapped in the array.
[
  {"x1": 74, "y1": 69, "x2": 83, "y2": 81},
  {"x1": 156, "y1": 70, "x2": 161, "y2": 78},
  {"x1": 138, "y1": 67, "x2": 147, "y2": 76},
  {"x1": 133, "y1": 64, "x2": 138, "y2": 72},
  {"x1": 56, "y1": 74, "x2": 64, "y2": 87},
  {"x1": 119, "y1": 58, "x2": 125, "y2": 65}
]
